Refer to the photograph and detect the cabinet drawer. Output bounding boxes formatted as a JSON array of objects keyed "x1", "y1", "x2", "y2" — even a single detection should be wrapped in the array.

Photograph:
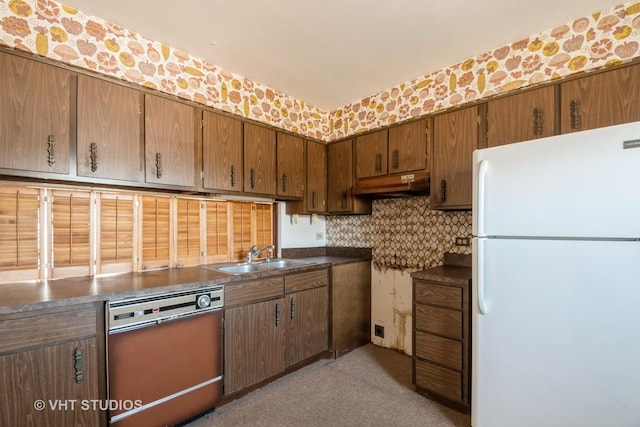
[
  {"x1": 415, "y1": 304, "x2": 462, "y2": 339},
  {"x1": 415, "y1": 359, "x2": 462, "y2": 402},
  {"x1": 0, "y1": 304, "x2": 97, "y2": 354},
  {"x1": 415, "y1": 330, "x2": 462, "y2": 371},
  {"x1": 225, "y1": 276, "x2": 284, "y2": 307},
  {"x1": 415, "y1": 281, "x2": 462, "y2": 309},
  {"x1": 284, "y1": 268, "x2": 329, "y2": 293}
]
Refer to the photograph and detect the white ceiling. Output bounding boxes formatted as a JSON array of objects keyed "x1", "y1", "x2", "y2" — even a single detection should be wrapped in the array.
[{"x1": 64, "y1": 0, "x2": 624, "y2": 111}]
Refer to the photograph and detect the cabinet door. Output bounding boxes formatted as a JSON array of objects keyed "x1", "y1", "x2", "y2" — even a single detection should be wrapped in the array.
[
  {"x1": 355, "y1": 129, "x2": 388, "y2": 178},
  {"x1": 0, "y1": 338, "x2": 100, "y2": 427},
  {"x1": 0, "y1": 53, "x2": 71, "y2": 175},
  {"x1": 285, "y1": 286, "x2": 329, "y2": 367},
  {"x1": 327, "y1": 139, "x2": 353, "y2": 212},
  {"x1": 388, "y1": 120, "x2": 427, "y2": 174},
  {"x1": 432, "y1": 106, "x2": 479, "y2": 209},
  {"x1": 224, "y1": 298, "x2": 285, "y2": 395},
  {"x1": 202, "y1": 111, "x2": 243, "y2": 192},
  {"x1": 306, "y1": 141, "x2": 327, "y2": 213},
  {"x1": 77, "y1": 75, "x2": 143, "y2": 181},
  {"x1": 561, "y1": 63, "x2": 640, "y2": 133},
  {"x1": 243, "y1": 123, "x2": 276, "y2": 195},
  {"x1": 276, "y1": 133, "x2": 304, "y2": 199},
  {"x1": 487, "y1": 85, "x2": 557, "y2": 147},
  {"x1": 144, "y1": 94, "x2": 195, "y2": 187}
]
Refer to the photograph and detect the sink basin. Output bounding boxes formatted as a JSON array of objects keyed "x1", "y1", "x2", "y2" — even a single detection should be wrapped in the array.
[
  {"x1": 264, "y1": 259, "x2": 312, "y2": 269},
  {"x1": 204, "y1": 258, "x2": 314, "y2": 275},
  {"x1": 214, "y1": 263, "x2": 265, "y2": 274}
]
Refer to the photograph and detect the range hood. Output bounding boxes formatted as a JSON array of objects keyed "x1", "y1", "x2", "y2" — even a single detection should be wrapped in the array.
[{"x1": 352, "y1": 172, "x2": 430, "y2": 198}]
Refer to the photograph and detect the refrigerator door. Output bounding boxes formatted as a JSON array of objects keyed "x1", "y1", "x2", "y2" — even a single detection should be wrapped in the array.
[
  {"x1": 472, "y1": 237, "x2": 640, "y2": 427},
  {"x1": 472, "y1": 121, "x2": 640, "y2": 239}
]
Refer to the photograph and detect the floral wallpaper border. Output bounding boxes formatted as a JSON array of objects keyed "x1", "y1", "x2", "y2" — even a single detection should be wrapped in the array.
[{"x1": 1, "y1": 0, "x2": 640, "y2": 142}]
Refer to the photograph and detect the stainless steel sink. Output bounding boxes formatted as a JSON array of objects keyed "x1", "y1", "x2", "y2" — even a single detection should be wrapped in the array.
[
  {"x1": 203, "y1": 258, "x2": 314, "y2": 275},
  {"x1": 264, "y1": 259, "x2": 312, "y2": 269},
  {"x1": 214, "y1": 263, "x2": 265, "y2": 274}
]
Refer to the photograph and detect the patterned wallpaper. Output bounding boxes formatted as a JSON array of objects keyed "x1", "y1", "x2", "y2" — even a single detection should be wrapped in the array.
[
  {"x1": 1, "y1": 0, "x2": 640, "y2": 142},
  {"x1": 326, "y1": 197, "x2": 472, "y2": 271},
  {"x1": 327, "y1": 1, "x2": 640, "y2": 140}
]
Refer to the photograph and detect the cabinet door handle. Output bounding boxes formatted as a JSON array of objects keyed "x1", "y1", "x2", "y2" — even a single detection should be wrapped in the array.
[
  {"x1": 311, "y1": 191, "x2": 317, "y2": 209},
  {"x1": 230, "y1": 165, "x2": 236, "y2": 187},
  {"x1": 282, "y1": 173, "x2": 288, "y2": 192},
  {"x1": 74, "y1": 347, "x2": 84, "y2": 383},
  {"x1": 250, "y1": 168, "x2": 256, "y2": 189},
  {"x1": 440, "y1": 179, "x2": 447, "y2": 203},
  {"x1": 47, "y1": 134, "x2": 56, "y2": 167},
  {"x1": 533, "y1": 108, "x2": 543, "y2": 136},
  {"x1": 570, "y1": 100, "x2": 582, "y2": 130},
  {"x1": 375, "y1": 153, "x2": 382, "y2": 173},
  {"x1": 392, "y1": 149, "x2": 399, "y2": 170},
  {"x1": 275, "y1": 303, "x2": 281, "y2": 326},
  {"x1": 290, "y1": 295, "x2": 296, "y2": 320},
  {"x1": 155, "y1": 152, "x2": 163, "y2": 179},
  {"x1": 341, "y1": 191, "x2": 347, "y2": 209},
  {"x1": 89, "y1": 142, "x2": 98, "y2": 172}
]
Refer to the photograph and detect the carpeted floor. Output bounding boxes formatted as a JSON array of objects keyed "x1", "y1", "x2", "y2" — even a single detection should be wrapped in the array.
[{"x1": 185, "y1": 343, "x2": 471, "y2": 427}]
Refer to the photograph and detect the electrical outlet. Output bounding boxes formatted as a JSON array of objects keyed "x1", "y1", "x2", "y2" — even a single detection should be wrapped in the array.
[
  {"x1": 455, "y1": 237, "x2": 470, "y2": 246},
  {"x1": 374, "y1": 324, "x2": 384, "y2": 338},
  {"x1": 315, "y1": 232, "x2": 324, "y2": 240}
]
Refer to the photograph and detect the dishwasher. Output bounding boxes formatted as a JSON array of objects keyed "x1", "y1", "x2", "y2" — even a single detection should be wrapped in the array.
[{"x1": 106, "y1": 286, "x2": 224, "y2": 426}]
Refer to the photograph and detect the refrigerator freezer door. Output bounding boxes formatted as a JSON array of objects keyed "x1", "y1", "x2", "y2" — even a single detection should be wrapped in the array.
[
  {"x1": 472, "y1": 121, "x2": 640, "y2": 239},
  {"x1": 472, "y1": 238, "x2": 640, "y2": 427}
]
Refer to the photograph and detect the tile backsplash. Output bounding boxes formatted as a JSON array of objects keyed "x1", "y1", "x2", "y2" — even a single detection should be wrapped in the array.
[{"x1": 326, "y1": 197, "x2": 472, "y2": 270}]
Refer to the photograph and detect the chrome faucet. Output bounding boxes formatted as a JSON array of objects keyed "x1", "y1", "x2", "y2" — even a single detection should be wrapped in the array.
[{"x1": 246, "y1": 244, "x2": 275, "y2": 263}]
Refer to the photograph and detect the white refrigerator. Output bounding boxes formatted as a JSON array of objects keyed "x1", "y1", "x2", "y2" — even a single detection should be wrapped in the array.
[{"x1": 471, "y1": 121, "x2": 640, "y2": 427}]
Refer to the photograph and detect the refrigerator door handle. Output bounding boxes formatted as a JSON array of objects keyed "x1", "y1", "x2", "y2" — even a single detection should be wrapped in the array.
[
  {"x1": 477, "y1": 159, "x2": 488, "y2": 238},
  {"x1": 477, "y1": 238, "x2": 488, "y2": 315}
]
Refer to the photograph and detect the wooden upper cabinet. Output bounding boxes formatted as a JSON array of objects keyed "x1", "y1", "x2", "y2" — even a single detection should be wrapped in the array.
[
  {"x1": 561, "y1": 63, "x2": 640, "y2": 134},
  {"x1": 305, "y1": 141, "x2": 327, "y2": 213},
  {"x1": 77, "y1": 75, "x2": 143, "y2": 182},
  {"x1": 355, "y1": 129, "x2": 388, "y2": 179},
  {"x1": 276, "y1": 133, "x2": 304, "y2": 199},
  {"x1": 0, "y1": 53, "x2": 72, "y2": 175},
  {"x1": 388, "y1": 120, "x2": 427, "y2": 174},
  {"x1": 487, "y1": 85, "x2": 558, "y2": 147},
  {"x1": 144, "y1": 94, "x2": 196, "y2": 188},
  {"x1": 327, "y1": 139, "x2": 353, "y2": 213},
  {"x1": 431, "y1": 105, "x2": 479, "y2": 210},
  {"x1": 243, "y1": 123, "x2": 276, "y2": 196},
  {"x1": 202, "y1": 111, "x2": 243, "y2": 192}
]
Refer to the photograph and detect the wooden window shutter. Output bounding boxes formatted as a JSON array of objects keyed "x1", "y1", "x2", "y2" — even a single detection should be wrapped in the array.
[
  {"x1": 204, "y1": 200, "x2": 229, "y2": 264},
  {"x1": 97, "y1": 193, "x2": 135, "y2": 274},
  {"x1": 175, "y1": 198, "x2": 201, "y2": 267},
  {"x1": 141, "y1": 195, "x2": 170, "y2": 269},
  {"x1": 0, "y1": 186, "x2": 41, "y2": 283},
  {"x1": 254, "y1": 203, "x2": 273, "y2": 251},
  {"x1": 50, "y1": 190, "x2": 92, "y2": 279},
  {"x1": 231, "y1": 201, "x2": 253, "y2": 261}
]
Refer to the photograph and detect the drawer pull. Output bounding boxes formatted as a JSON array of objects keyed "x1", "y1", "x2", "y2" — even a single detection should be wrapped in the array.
[
  {"x1": 230, "y1": 165, "x2": 236, "y2": 187},
  {"x1": 89, "y1": 142, "x2": 98, "y2": 172},
  {"x1": 47, "y1": 134, "x2": 56, "y2": 167},
  {"x1": 570, "y1": 100, "x2": 582, "y2": 130},
  {"x1": 155, "y1": 152, "x2": 163, "y2": 179},
  {"x1": 533, "y1": 108, "x2": 543, "y2": 136}
]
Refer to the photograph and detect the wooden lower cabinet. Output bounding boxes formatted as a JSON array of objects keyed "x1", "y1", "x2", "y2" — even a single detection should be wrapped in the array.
[
  {"x1": 285, "y1": 285, "x2": 328, "y2": 367},
  {"x1": 224, "y1": 298, "x2": 286, "y2": 395},
  {"x1": 223, "y1": 268, "x2": 329, "y2": 397},
  {"x1": 0, "y1": 304, "x2": 104, "y2": 426},
  {"x1": 412, "y1": 271, "x2": 471, "y2": 413},
  {"x1": 330, "y1": 261, "x2": 371, "y2": 357}
]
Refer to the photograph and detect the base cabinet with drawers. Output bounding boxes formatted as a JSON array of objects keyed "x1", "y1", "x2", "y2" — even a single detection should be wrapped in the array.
[
  {"x1": 411, "y1": 259, "x2": 472, "y2": 413},
  {"x1": 0, "y1": 303, "x2": 105, "y2": 426}
]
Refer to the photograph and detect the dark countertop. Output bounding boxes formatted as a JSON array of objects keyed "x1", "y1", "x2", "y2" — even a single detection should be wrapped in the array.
[
  {"x1": 410, "y1": 253, "x2": 472, "y2": 286},
  {"x1": 0, "y1": 261, "x2": 330, "y2": 315}
]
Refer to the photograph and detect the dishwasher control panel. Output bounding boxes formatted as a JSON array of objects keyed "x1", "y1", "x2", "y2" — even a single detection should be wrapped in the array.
[{"x1": 108, "y1": 286, "x2": 224, "y2": 332}]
